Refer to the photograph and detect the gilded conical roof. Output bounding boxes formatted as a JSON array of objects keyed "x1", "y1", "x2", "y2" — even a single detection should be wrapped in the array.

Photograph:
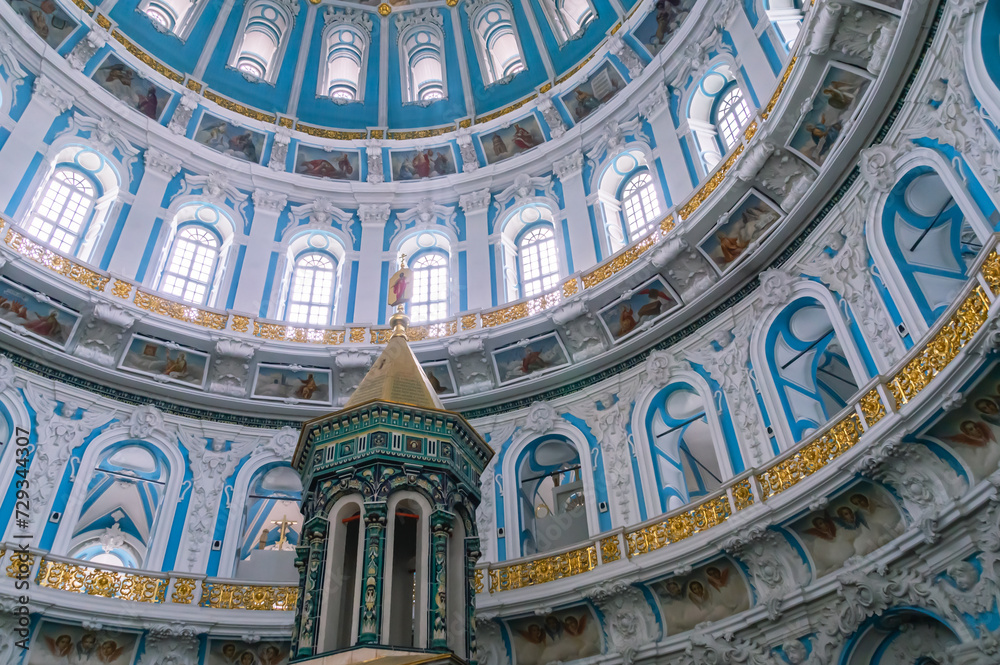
[{"x1": 343, "y1": 330, "x2": 445, "y2": 410}]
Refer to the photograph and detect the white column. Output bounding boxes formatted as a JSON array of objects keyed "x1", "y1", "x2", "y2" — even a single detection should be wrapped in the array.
[
  {"x1": 108, "y1": 149, "x2": 181, "y2": 280},
  {"x1": 460, "y1": 189, "x2": 492, "y2": 309},
  {"x1": 639, "y1": 82, "x2": 695, "y2": 205},
  {"x1": 0, "y1": 77, "x2": 74, "y2": 213},
  {"x1": 725, "y1": 7, "x2": 777, "y2": 102},
  {"x1": 354, "y1": 204, "x2": 391, "y2": 324},
  {"x1": 232, "y1": 190, "x2": 288, "y2": 316},
  {"x1": 554, "y1": 151, "x2": 599, "y2": 271}
]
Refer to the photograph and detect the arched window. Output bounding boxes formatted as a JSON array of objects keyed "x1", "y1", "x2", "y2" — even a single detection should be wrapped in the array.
[
  {"x1": 399, "y1": 20, "x2": 447, "y2": 103},
  {"x1": 230, "y1": 0, "x2": 295, "y2": 83},
  {"x1": 159, "y1": 226, "x2": 221, "y2": 305},
  {"x1": 621, "y1": 171, "x2": 662, "y2": 241},
  {"x1": 764, "y1": 297, "x2": 864, "y2": 444},
  {"x1": 286, "y1": 252, "x2": 337, "y2": 325},
  {"x1": 235, "y1": 465, "x2": 302, "y2": 582},
  {"x1": 320, "y1": 9, "x2": 371, "y2": 101},
  {"x1": 515, "y1": 437, "x2": 589, "y2": 556},
  {"x1": 518, "y1": 226, "x2": 559, "y2": 297},
  {"x1": 139, "y1": 0, "x2": 205, "y2": 37},
  {"x1": 410, "y1": 251, "x2": 449, "y2": 323},
  {"x1": 540, "y1": 0, "x2": 595, "y2": 44},
  {"x1": 66, "y1": 444, "x2": 170, "y2": 569},
  {"x1": 714, "y1": 84, "x2": 752, "y2": 150},
  {"x1": 646, "y1": 383, "x2": 728, "y2": 512},
  {"x1": 881, "y1": 168, "x2": 981, "y2": 330},
  {"x1": 26, "y1": 168, "x2": 97, "y2": 255},
  {"x1": 471, "y1": 1, "x2": 526, "y2": 85}
]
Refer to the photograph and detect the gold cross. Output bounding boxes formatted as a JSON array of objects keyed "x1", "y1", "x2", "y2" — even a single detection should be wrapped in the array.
[{"x1": 270, "y1": 515, "x2": 299, "y2": 548}]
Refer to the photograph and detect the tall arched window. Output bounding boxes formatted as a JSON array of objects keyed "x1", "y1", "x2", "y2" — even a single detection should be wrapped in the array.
[
  {"x1": 410, "y1": 251, "x2": 449, "y2": 323},
  {"x1": 881, "y1": 168, "x2": 981, "y2": 330},
  {"x1": 764, "y1": 297, "x2": 865, "y2": 444},
  {"x1": 540, "y1": 0, "x2": 595, "y2": 44},
  {"x1": 26, "y1": 169, "x2": 97, "y2": 255},
  {"x1": 518, "y1": 226, "x2": 559, "y2": 297},
  {"x1": 320, "y1": 9, "x2": 371, "y2": 101},
  {"x1": 159, "y1": 226, "x2": 221, "y2": 305},
  {"x1": 399, "y1": 19, "x2": 447, "y2": 103},
  {"x1": 286, "y1": 253, "x2": 337, "y2": 325},
  {"x1": 230, "y1": 0, "x2": 295, "y2": 83},
  {"x1": 471, "y1": 1, "x2": 526, "y2": 85},
  {"x1": 235, "y1": 465, "x2": 302, "y2": 582},
  {"x1": 621, "y1": 171, "x2": 662, "y2": 241},
  {"x1": 139, "y1": 0, "x2": 205, "y2": 38},
  {"x1": 515, "y1": 437, "x2": 589, "y2": 556},
  {"x1": 66, "y1": 444, "x2": 170, "y2": 568},
  {"x1": 714, "y1": 84, "x2": 752, "y2": 150}
]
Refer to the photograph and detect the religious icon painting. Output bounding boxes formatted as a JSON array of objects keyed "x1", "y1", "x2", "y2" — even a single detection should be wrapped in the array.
[
  {"x1": 27, "y1": 621, "x2": 140, "y2": 665},
  {"x1": 479, "y1": 115, "x2": 546, "y2": 165},
  {"x1": 505, "y1": 604, "x2": 603, "y2": 665},
  {"x1": 631, "y1": 0, "x2": 697, "y2": 57},
  {"x1": 119, "y1": 334, "x2": 209, "y2": 388},
  {"x1": 6, "y1": 0, "x2": 78, "y2": 49},
  {"x1": 697, "y1": 189, "x2": 783, "y2": 273},
  {"x1": 421, "y1": 360, "x2": 457, "y2": 397},
  {"x1": 0, "y1": 276, "x2": 81, "y2": 349},
  {"x1": 650, "y1": 558, "x2": 752, "y2": 635},
  {"x1": 786, "y1": 479, "x2": 905, "y2": 579},
  {"x1": 560, "y1": 61, "x2": 627, "y2": 125},
  {"x1": 785, "y1": 62, "x2": 873, "y2": 169},
  {"x1": 251, "y1": 364, "x2": 333, "y2": 404},
  {"x1": 206, "y1": 638, "x2": 291, "y2": 665},
  {"x1": 194, "y1": 112, "x2": 266, "y2": 164},
  {"x1": 388, "y1": 265, "x2": 414, "y2": 307},
  {"x1": 389, "y1": 144, "x2": 457, "y2": 181},
  {"x1": 597, "y1": 274, "x2": 681, "y2": 343},
  {"x1": 92, "y1": 54, "x2": 172, "y2": 121},
  {"x1": 294, "y1": 145, "x2": 362, "y2": 181},
  {"x1": 492, "y1": 332, "x2": 571, "y2": 384}
]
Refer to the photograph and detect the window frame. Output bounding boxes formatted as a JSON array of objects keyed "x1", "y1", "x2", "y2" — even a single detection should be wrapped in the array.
[
  {"x1": 617, "y1": 169, "x2": 663, "y2": 244},
  {"x1": 284, "y1": 250, "x2": 339, "y2": 326},
  {"x1": 470, "y1": 1, "x2": 527, "y2": 85},
  {"x1": 712, "y1": 82, "x2": 752, "y2": 152},
  {"x1": 228, "y1": 0, "x2": 296, "y2": 84},
  {"x1": 398, "y1": 21, "x2": 448, "y2": 104},
  {"x1": 25, "y1": 166, "x2": 102, "y2": 257},
  {"x1": 408, "y1": 248, "x2": 451, "y2": 324},
  {"x1": 515, "y1": 223, "x2": 560, "y2": 299},
  {"x1": 157, "y1": 222, "x2": 224, "y2": 306}
]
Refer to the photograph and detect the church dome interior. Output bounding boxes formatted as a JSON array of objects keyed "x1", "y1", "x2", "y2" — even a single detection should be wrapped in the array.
[{"x1": 2, "y1": 0, "x2": 1000, "y2": 661}]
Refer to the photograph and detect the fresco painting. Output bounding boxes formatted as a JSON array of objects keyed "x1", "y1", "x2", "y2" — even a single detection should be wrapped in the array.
[
  {"x1": 252, "y1": 365, "x2": 332, "y2": 404},
  {"x1": 294, "y1": 145, "x2": 361, "y2": 181},
  {"x1": 560, "y1": 62, "x2": 626, "y2": 123},
  {"x1": 788, "y1": 480, "x2": 904, "y2": 578},
  {"x1": 651, "y1": 559, "x2": 751, "y2": 634},
  {"x1": 389, "y1": 145, "x2": 456, "y2": 180},
  {"x1": 493, "y1": 333, "x2": 570, "y2": 383},
  {"x1": 698, "y1": 191, "x2": 782, "y2": 271},
  {"x1": 92, "y1": 55, "x2": 172, "y2": 121},
  {"x1": 479, "y1": 116, "x2": 545, "y2": 165},
  {"x1": 422, "y1": 361, "x2": 456, "y2": 397},
  {"x1": 195, "y1": 113, "x2": 266, "y2": 164},
  {"x1": 0, "y1": 277, "x2": 79, "y2": 348},
  {"x1": 632, "y1": 0, "x2": 696, "y2": 56},
  {"x1": 925, "y1": 364, "x2": 1000, "y2": 481},
  {"x1": 787, "y1": 63, "x2": 872, "y2": 168},
  {"x1": 507, "y1": 606, "x2": 601, "y2": 665},
  {"x1": 28, "y1": 622, "x2": 138, "y2": 665},
  {"x1": 7, "y1": 0, "x2": 77, "y2": 48},
  {"x1": 598, "y1": 274, "x2": 680, "y2": 341},
  {"x1": 206, "y1": 638, "x2": 290, "y2": 665},
  {"x1": 119, "y1": 335, "x2": 209, "y2": 388}
]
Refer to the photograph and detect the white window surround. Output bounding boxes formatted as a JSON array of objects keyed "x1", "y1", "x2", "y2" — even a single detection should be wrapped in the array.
[
  {"x1": 468, "y1": 0, "x2": 527, "y2": 86},
  {"x1": 26, "y1": 169, "x2": 98, "y2": 256},
  {"x1": 158, "y1": 225, "x2": 222, "y2": 305},
  {"x1": 396, "y1": 10, "x2": 448, "y2": 105},
  {"x1": 319, "y1": 8, "x2": 373, "y2": 102},
  {"x1": 151, "y1": 203, "x2": 236, "y2": 309},
  {"x1": 539, "y1": 0, "x2": 596, "y2": 45},
  {"x1": 285, "y1": 253, "x2": 337, "y2": 325},
  {"x1": 715, "y1": 85, "x2": 753, "y2": 150},
  {"x1": 410, "y1": 251, "x2": 450, "y2": 324},
  {"x1": 497, "y1": 204, "x2": 566, "y2": 302},
  {"x1": 620, "y1": 171, "x2": 662, "y2": 241},
  {"x1": 228, "y1": 0, "x2": 298, "y2": 85},
  {"x1": 686, "y1": 62, "x2": 753, "y2": 175},
  {"x1": 138, "y1": 0, "x2": 207, "y2": 40},
  {"x1": 393, "y1": 229, "x2": 457, "y2": 323},
  {"x1": 594, "y1": 148, "x2": 664, "y2": 254}
]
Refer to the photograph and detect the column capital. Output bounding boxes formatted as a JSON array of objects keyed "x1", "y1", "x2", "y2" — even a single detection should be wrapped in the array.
[
  {"x1": 358, "y1": 203, "x2": 392, "y2": 226},
  {"x1": 32, "y1": 76, "x2": 75, "y2": 114},
  {"x1": 553, "y1": 150, "x2": 584, "y2": 180},
  {"x1": 459, "y1": 188, "x2": 491, "y2": 213},
  {"x1": 252, "y1": 188, "x2": 289, "y2": 213},
  {"x1": 143, "y1": 148, "x2": 183, "y2": 178},
  {"x1": 638, "y1": 82, "x2": 670, "y2": 122}
]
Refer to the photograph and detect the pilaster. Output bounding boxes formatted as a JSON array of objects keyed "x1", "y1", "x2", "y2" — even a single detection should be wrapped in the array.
[
  {"x1": 553, "y1": 151, "x2": 598, "y2": 271},
  {"x1": 460, "y1": 189, "x2": 493, "y2": 309},
  {"x1": 354, "y1": 204, "x2": 391, "y2": 323},
  {"x1": 232, "y1": 189, "x2": 288, "y2": 316},
  {"x1": 358, "y1": 501, "x2": 388, "y2": 645}
]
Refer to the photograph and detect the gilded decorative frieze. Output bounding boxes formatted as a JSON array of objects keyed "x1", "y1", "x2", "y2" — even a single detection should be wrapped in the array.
[
  {"x1": 582, "y1": 232, "x2": 658, "y2": 289},
  {"x1": 731, "y1": 478, "x2": 754, "y2": 510},
  {"x1": 554, "y1": 54, "x2": 596, "y2": 86},
  {"x1": 678, "y1": 144, "x2": 745, "y2": 220},
  {"x1": 95, "y1": 13, "x2": 110, "y2": 28},
  {"x1": 481, "y1": 291, "x2": 561, "y2": 327},
  {"x1": 171, "y1": 577, "x2": 197, "y2": 604},
  {"x1": 489, "y1": 545, "x2": 597, "y2": 592},
  {"x1": 5, "y1": 230, "x2": 110, "y2": 291},
  {"x1": 253, "y1": 321, "x2": 346, "y2": 344},
  {"x1": 755, "y1": 413, "x2": 863, "y2": 499},
  {"x1": 111, "y1": 30, "x2": 184, "y2": 82},
  {"x1": 295, "y1": 124, "x2": 367, "y2": 140},
  {"x1": 600, "y1": 536, "x2": 621, "y2": 563},
  {"x1": 200, "y1": 582, "x2": 298, "y2": 610},
  {"x1": 6, "y1": 552, "x2": 32, "y2": 578},
  {"x1": 350, "y1": 327, "x2": 366, "y2": 343},
  {"x1": 134, "y1": 290, "x2": 228, "y2": 330},
  {"x1": 185, "y1": 79, "x2": 202, "y2": 93},
  {"x1": 979, "y1": 250, "x2": 1000, "y2": 295},
  {"x1": 762, "y1": 57, "x2": 796, "y2": 119},
  {"x1": 475, "y1": 94, "x2": 538, "y2": 125},
  {"x1": 35, "y1": 559, "x2": 168, "y2": 603},
  {"x1": 369, "y1": 129, "x2": 385, "y2": 138},
  {"x1": 204, "y1": 90, "x2": 276, "y2": 124},
  {"x1": 659, "y1": 216, "x2": 675, "y2": 233},
  {"x1": 473, "y1": 569, "x2": 484, "y2": 593},
  {"x1": 278, "y1": 117, "x2": 294, "y2": 128},
  {"x1": 230, "y1": 316, "x2": 250, "y2": 333},
  {"x1": 111, "y1": 279, "x2": 132, "y2": 299},
  {"x1": 859, "y1": 389, "x2": 886, "y2": 426},
  {"x1": 625, "y1": 495, "x2": 731, "y2": 557},
  {"x1": 562, "y1": 278, "x2": 579, "y2": 297},
  {"x1": 387, "y1": 126, "x2": 453, "y2": 140},
  {"x1": 461, "y1": 314, "x2": 478, "y2": 330},
  {"x1": 887, "y1": 286, "x2": 991, "y2": 409},
  {"x1": 71, "y1": 0, "x2": 94, "y2": 14}
]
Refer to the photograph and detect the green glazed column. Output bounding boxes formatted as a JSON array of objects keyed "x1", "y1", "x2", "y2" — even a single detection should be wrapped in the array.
[
  {"x1": 429, "y1": 510, "x2": 454, "y2": 650},
  {"x1": 465, "y1": 535, "x2": 482, "y2": 664},
  {"x1": 296, "y1": 516, "x2": 330, "y2": 658},
  {"x1": 358, "y1": 501, "x2": 388, "y2": 644}
]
